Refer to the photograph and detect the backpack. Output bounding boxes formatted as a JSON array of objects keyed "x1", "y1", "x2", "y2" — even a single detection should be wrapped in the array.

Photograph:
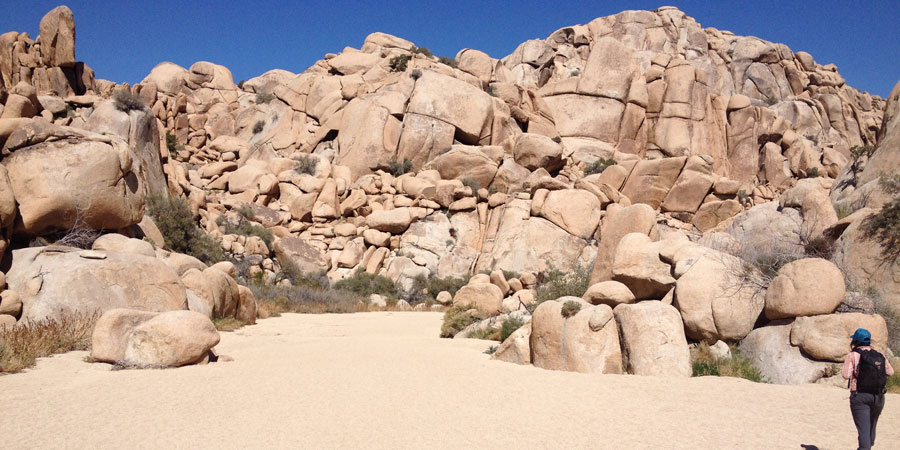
[{"x1": 853, "y1": 348, "x2": 887, "y2": 394}]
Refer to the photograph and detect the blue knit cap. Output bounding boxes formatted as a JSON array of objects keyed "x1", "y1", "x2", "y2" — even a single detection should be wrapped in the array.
[{"x1": 851, "y1": 328, "x2": 871, "y2": 344}]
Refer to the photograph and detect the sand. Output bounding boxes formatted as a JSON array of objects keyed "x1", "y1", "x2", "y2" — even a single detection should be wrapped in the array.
[{"x1": 0, "y1": 311, "x2": 897, "y2": 449}]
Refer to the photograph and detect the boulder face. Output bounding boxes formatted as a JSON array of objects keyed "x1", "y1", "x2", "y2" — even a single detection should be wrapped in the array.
[
  {"x1": 614, "y1": 301, "x2": 691, "y2": 377},
  {"x1": 530, "y1": 300, "x2": 622, "y2": 374},
  {"x1": 789, "y1": 313, "x2": 889, "y2": 362},
  {"x1": 5, "y1": 247, "x2": 187, "y2": 323},
  {"x1": 452, "y1": 282, "x2": 503, "y2": 315},
  {"x1": 3, "y1": 125, "x2": 145, "y2": 235},
  {"x1": 740, "y1": 321, "x2": 832, "y2": 385},
  {"x1": 590, "y1": 204, "x2": 657, "y2": 285},
  {"x1": 764, "y1": 258, "x2": 846, "y2": 320}
]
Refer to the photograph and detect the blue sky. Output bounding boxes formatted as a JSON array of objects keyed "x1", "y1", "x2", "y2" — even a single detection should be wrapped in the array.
[{"x1": 3, "y1": 1, "x2": 898, "y2": 97}]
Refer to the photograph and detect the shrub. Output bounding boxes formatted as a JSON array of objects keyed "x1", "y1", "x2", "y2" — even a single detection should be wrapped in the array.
[
  {"x1": 0, "y1": 313, "x2": 97, "y2": 373},
  {"x1": 469, "y1": 326, "x2": 500, "y2": 341},
  {"x1": 165, "y1": 131, "x2": 178, "y2": 153},
  {"x1": 736, "y1": 189, "x2": 751, "y2": 205},
  {"x1": 389, "y1": 55, "x2": 409, "y2": 72},
  {"x1": 869, "y1": 286, "x2": 900, "y2": 353},
  {"x1": 255, "y1": 92, "x2": 275, "y2": 104},
  {"x1": 861, "y1": 174, "x2": 900, "y2": 261},
  {"x1": 805, "y1": 167, "x2": 820, "y2": 178},
  {"x1": 424, "y1": 275, "x2": 469, "y2": 299},
  {"x1": 251, "y1": 283, "x2": 366, "y2": 316},
  {"x1": 561, "y1": 300, "x2": 582, "y2": 318},
  {"x1": 219, "y1": 216, "x2": 274, "y2": 250},
  {"x1": 411, "y1": 46, "x2": 432, "y2": 57},
  {"x1": 484, "y1": 345, "x2": 498, "y2": 355},
  {"x1": 584, "y1": 158, "x2": 617, "y2": 176},
  {"x1": 294, "y1": 154, "x2": 318, "y2": 176},
  {"x1": 237, "y1": 80, "x2": 245, "y2": 89},
  {"x1": 401, "y1": 275, "x2": 429, "y2": 304},
  {"x1": 276, "y1": 258, "x2": 329, "y2": 290},
  {"x1": 438, "y1": 56, "x2": 458, "y2": 68},
  {"x1": 461, "y1": 177, "x2": 480, "y2": 195},
  {"x1": 112, "y1": 89, "x2": 145, "y2": 112},
  {"x1": 410, "y1": 69, "x2": 423, "y2": 80},
  {"x1": 333, "y1": 269, "x2": 399, "y2": 298},
  {"x1": 212, "y1": 317, "x2": 246, "y2": 332},
  {"x1": 500, "y1": 316, "x2": 525, "y2": 342},
  {"x1": 440, "y1": 304, "x2": 485, "y2": 338},
  {"x1": 690, "y1": 343, "x2": 763, "y2": 382},
  {"x1": 55, "y1": 215, "x2": 102, "y2": 250},
  {"x1": 65, "y1": 103, "x2": 75, "y2": 118},
  {"x1": 146, "y1": 194, "x2": 224, "y2": 265},
  {"x1": 388, "y1": 157, "x2": 413, "y2": 177},
  {"x1": 888, "y1": 360, "x2": 900, "y2": 394},
  {"x1": 535, "y1": 265, "x2": 591, "y2": 303},
  {"x1": 252, "y1": 120, "x2": 265, "y2": 134}
]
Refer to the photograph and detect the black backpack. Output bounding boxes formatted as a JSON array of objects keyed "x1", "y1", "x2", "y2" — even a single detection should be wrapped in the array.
[{"x1": 853, "y1": 348, "x2": 887, "y2": 394}]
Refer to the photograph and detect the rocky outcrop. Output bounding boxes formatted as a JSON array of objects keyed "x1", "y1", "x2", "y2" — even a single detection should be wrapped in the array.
[
  {"x1": 530, "y1": 300, "x2": 622, "y2": 374},
  {"x1": 614, "y1": 301, "x2": 691, "y2": 377}
]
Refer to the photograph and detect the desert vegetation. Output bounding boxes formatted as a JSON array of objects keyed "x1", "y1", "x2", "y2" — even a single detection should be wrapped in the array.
[
  {"x1": 0, "y1": 313, "x2": 97, "y2": 373},
  {"x1": 146, "y1": 194, "x2": 224, "y2": 264},
  {"x1": 690, "y1": 343, "x2": 763, "y2": 382}
]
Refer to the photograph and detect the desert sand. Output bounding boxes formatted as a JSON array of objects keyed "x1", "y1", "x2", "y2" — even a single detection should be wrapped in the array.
[{"x1": 0, "y1": 312, "x2": 897, "y2": 450}]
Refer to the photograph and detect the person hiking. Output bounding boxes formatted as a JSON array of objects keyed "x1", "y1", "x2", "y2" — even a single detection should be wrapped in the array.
[{"x1": 841, "y1": 328, "x2": 894, "y2": 450}]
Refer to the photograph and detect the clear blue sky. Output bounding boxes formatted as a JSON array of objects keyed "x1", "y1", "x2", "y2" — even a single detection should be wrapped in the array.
[{"x1": 3, "y1": 1, "x2": 899, "y2": 97}]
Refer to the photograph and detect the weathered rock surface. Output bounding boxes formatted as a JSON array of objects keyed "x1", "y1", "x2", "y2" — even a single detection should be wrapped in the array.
[
  {"x1": 614, "y1": 302, "x2": 691, "y2": 377},
  {"x1": 530, "y1": 300, "x2": 621, "y2": 374}
]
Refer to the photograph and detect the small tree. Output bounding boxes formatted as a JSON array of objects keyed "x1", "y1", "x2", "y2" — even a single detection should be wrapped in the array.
[
  {"x1": 389, "y1": 55, "x2": 409, "y2": 72},
  {"x1": 861, "y1": 173, "x2": 900, "y2": 261}
]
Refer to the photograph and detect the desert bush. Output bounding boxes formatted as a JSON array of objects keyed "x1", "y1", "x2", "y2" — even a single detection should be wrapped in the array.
[
  {"x1": 805, "y1": 167, "x2": 820, "y2": 178},
  {"x1": 535, "y1": 265, "x2": 591, "y2": 303},
  {"x1": 736, "y1": 189, "x2": 751, "y2": 206},
  {"x1": 868, "y1": 287, "x2": 900, "y2": 353},
  {"x1": 861, "y1": 173, "x2": 900, "y2": 261},
  {"x1": 165, "y1": 131, "x2": 178, "y2": 152},
  {"x1": 500, "y1": 316, "x2": 525, "y2": 342},
  {"x1": 113, "y1": 89, "x2": 145, "y2": 112},
  {"x1": 212, "y1": 317, "x2": 246, "y2": 332},
  {"x1": 255, "y1": 92, "x2": 275, "y2": 104},
  {"x1": 252, "y1": 120, "x2": 265, "y2": 134},
  {"x1": 690, "y1": 343, "x2": 762, "y2": 382},
  {"x1": 219, "y1": 216, "x2": 274, "y2": 250},
  {"x1": 333, "y1": 269, "x2": 399, "y2": 298},
  {"x1": 251, "y1": 283, "x2": 366, "y2": 316},
  {"x1": 276, "y1": 258, "x2": 329, "y2": 290},
  {"x1": 65, "y1": 103, "x2": 75, "y2": 118},
  {"x1": 584, "y1": 158, "x2": 616, "y2": 176},
  {"x1": 888, "y1": 358, "x2": 900, "y2": 394},
  {"x1": 469, "y1": 326, "x2": 500, "y2": 341},
  {"x1": 484, "y1": 345, "x2": 498, "y2": 355},
  {"x1": 293, "y1": 154, "x2": 318, "y2": 175},
  {"x1": 146, "y1": 194, "x2": 224, "y2": 265},
  {"x1": 237, "y1": 80, "x2": 245, "y2": 89},
  {"x1": 438, "y1": 56, "x2": 457, "y2": 68},
  {"x1": 388, "y1": 157, "x2": 413, "y2": 176},
  {"x1": 424, "y1": 275, "x2": 469, "y2": 300},
  {"x1": 410, "y1": 69, "x2": 423, "y2": 80},
  {"x1": 561, "y1": 301, "x2": 582, "y2": 318},
  {"x1": 411, "y1": 46, "x2": 432, "y2": 57},
  {"x1": 389, "y1": 55, "x2": 409, "y2": 72},
  {"x1": 461, "y1": 177, "x2": 480, "y2": 195},
  {"x1": 440, "y1": 304, "x2": 485, "y2": 338},
  {"x1": 0, "y1": 313, "x2": 97, "y2": 373}
]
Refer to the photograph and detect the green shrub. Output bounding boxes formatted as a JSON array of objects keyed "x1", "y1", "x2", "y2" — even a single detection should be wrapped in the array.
[
  {"x1": 561, "y1": 301, "x2": 582, "y2": 318},
  {"x1": 402, "y1": 275, "x2": 428, "y2": 304},
  {"x1": 333, "y1": 269, "x2": 399, "y2": 298},
  {"x1": 252, "y1": 120, "x2": 265, "y2": 134},
  {"x1": 469, "y1": 326, "x2": 500, "y2": 341},
  {"x1": 805, "y1": 167, "x2": 820, "y2": 178},
  {"x1": 535, "y1": 265, "x2": 591, "y2": 303},
  {"x1": 219, "y1": 216, "x2": 274, "y2": 250},
  {"x1": 410, "y1": 69, "x2": 423, "y2": 80},
  {"x1": 690, "y1": 343, "x2": 763, "y2": 382},
  {"x1": 277, "y1": 258, "x2": 329, "y2": 290},
  {"x1": 165, "y1": 131, "x2": 178, "y2": 153},
  {"x1": 255, "y1": 92, "x2": 275, "y2": 104},
  {"x1": 212, "y1": 317, "x2": 246, "y2": 332},
  {"x1": 424, "y1": 275, "x2": 470, "y2": 299},
  {"x1": 0, "y1": 313, "x2": 97, "y2": 373},
  {"x1": 388, "y1": 157, "x2": 413, "y2": 176},
  {"x1": 294, "y1": 154, "x2": 318, "y2": 175},
  {"x1": 411, "y1": 46, "x2": 432, "y2": 57},
  {"x1": 389, "y1": 55, "x2": 409, "y2": 72},
  {"x1": 461, "y1": 177, "x2": 480, "y2": 195},
  {"x1": 146, "y1": 194, "x2": 224, "y2": 265},
  {"x1": 500, "y1": 316, "x2": 525, "y2": 342},
  {"x1": 888, "y1": 360, "x2": 900, "y2": 394},
  {"x1": 112, "y1": 89, "x2": 145, "y2": 112},
  {"x1": 440, "y1": 304, "x2": 484, "y2": 338},
  {"x1": 861, "y1": 174, "x2": 900, "y2": 261},
  {"x1": 584, "y1": 158, "x2": 617, "y2": 176},
  {"x1": 438, "y1": 56, "x2": 458, "y2": 68},
  {"x1": 237, "y1": 80, "x2": 245, "y2": 89},
  {"x1": 65, "y1": 103, "x2": 75, "y2": 118}
]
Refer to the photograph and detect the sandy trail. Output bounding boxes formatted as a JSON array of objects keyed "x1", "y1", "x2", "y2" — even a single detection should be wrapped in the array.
[{"x1": 0, "y1": 312, "x2": 897, "y2": 449}]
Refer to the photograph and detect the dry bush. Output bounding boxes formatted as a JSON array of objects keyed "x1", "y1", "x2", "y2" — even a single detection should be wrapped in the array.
[
  {"x1": 212, "y1": 317, "x2": 246, "y2": 332},
  {"x1": 690, "y1": 343, "x2": 762, "y2": 382},
  {"x1": 440, "y1": 304, "x2": 484, "y2": 338},
  {"x1": 113, "y1": 89, "x2": 145, "y2": 112},
  {"x1": 55, "y1": 212, "x2": 102, "y2": 249},
  {"x1": 146, "y1": 194, "x2": 224, "y2": 265},
  {"x1": 500, "y1": 316, "x2": 525, "y2": 342},
  {"x1": 534, "y1": 265, "x2": 591, "y2": 304},
  {"x1": 584, "y1": 158, "x2": 617, "y2": 176},
  {"x1": 0, "y1": 313, "x2": 98, "y2": 373},
  {"x1": 250, "y1": 284, "x2": 367, "y2": 316},
  {"x1": 294, "y1": 155, "x2": 318, "y2": 175},
  {"x1": 861, "y1": 174, "x2": 900, "y2": 261}
]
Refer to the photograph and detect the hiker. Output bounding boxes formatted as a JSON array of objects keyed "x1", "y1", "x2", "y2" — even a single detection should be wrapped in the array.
[{"x1": 841, "y1": 328, "x2": 894, "y2": 450}]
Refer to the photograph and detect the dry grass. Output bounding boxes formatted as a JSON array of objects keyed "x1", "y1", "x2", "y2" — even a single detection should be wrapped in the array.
[
  {"x1": 212, "y1": 317, "x2": 246, "y2": 332},
  {"x1": 690, "y1": 342, "x2": 763, "y2": 382},
  {"x1": 0, "y1": 313, "x2": 98, "y2": 373}
]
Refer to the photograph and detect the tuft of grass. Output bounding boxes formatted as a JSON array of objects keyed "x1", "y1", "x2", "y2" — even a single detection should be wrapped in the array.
[
  {"x1": 690, "y1": 343, "x2": 763, "y2": 382},
  {"x1": 255, "y1": 92, "x2": 275, "y2": 104},
  {"x1": 112, "y1": 89, "x2": 145, "y2": 112},
  {"x1": 440, "y1": 304, "x2": 484, "y2": 338},
  {"x1": 484, "y1": 345, "x2": 498, "y2": 355},
  {"x1": 561, "y1": 301, "x2": 582, "y2": 318},
  {"x1": 146, "y1": 194, "x2": 224, "y2": 265},
  {"x1": 389, "y1": 55, "x2": 409, "y2": 72},
  {"x1": 276, "y1": 259, "x2": 329, "y2": 290},
  {"x1": 166, "y1": 131, "x2": 178, "y2": 153},
  {"x1": 0, "y1": 313, "x2": 98, "y2": 373},
  {"x1": 584, "y1": 158, "x2": 617, "y2": 176},
  {"x1": 500, "y1": 316, "x2": 525, "y2": 342},
  {"x1": 212, "y1": 317, "x2": 246, "y2": 332},
  {"x1": 388, "y1": 157, "x2": 413, "y2": 177},
  {"x1": 252, "y1": 120, "x2": 265, "y2": 134}
]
